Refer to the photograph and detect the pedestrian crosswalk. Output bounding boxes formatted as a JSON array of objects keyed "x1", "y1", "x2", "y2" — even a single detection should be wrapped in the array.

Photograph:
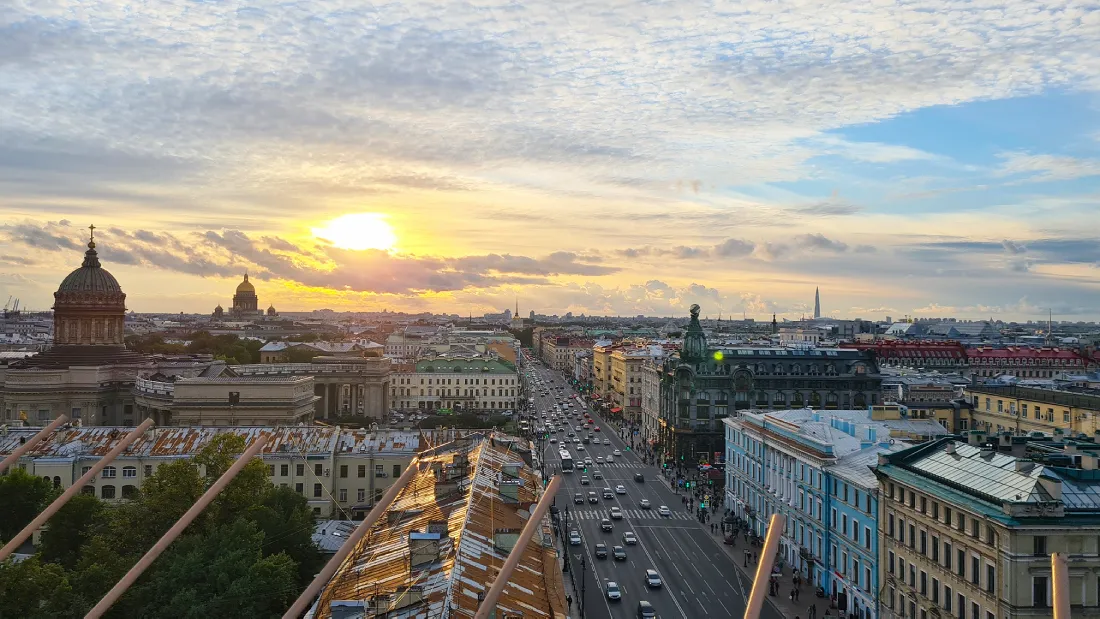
[
  {"x1": 568, "y1": 462, "x2": 637, "y2": 469},
  {"x1": 568, "y1": 508, "x2": 694, "y2": 521}
]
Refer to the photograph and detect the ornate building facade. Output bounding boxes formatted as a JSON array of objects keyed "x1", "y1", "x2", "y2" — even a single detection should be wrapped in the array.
[{"x1": 658, "y1": 305, "x2": 884, "y2": 464}]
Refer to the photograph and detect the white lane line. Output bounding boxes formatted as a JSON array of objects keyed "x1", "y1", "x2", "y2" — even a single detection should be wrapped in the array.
[{"x1": 632, "y1": 525, "x2": 690, "y2": 618}]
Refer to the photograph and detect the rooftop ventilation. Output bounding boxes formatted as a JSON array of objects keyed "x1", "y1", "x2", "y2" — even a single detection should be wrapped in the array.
[
  {"x1": 499, "y1": 479, "x2": 521, "y2": 504},
  {"x1": 409, "y1": 532, "x2": 442, "y2": 569},
  {"x1": 1015, "y1": 460, "x2": 1035, "y2": 474},
  {"x1": 493, "y1": 528, "x2": 521, "y2": 554},
  {"x1": 944, "y1": 442, "x2": 956, "y2": 455}
]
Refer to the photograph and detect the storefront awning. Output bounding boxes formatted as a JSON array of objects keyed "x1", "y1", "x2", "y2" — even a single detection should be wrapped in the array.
[{"x1": 610, "y1": 407, "x2": 622, "y2": 413}]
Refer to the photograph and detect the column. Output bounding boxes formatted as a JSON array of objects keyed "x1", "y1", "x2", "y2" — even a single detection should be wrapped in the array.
[{"x1": 328, "y1": 383, "x2": 338, "y2": 417}]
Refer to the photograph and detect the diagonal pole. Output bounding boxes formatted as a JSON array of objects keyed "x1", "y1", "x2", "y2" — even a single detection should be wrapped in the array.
[
  {"x1": 0, "y1": 419, "x2": 152, "y2": 563},
  {"x1": 0, "y1": 414, "x2": 68, "y2": 474},
  {"x1": 744, "y1": 513, "x2": 785, "y2": 619},
  {"x1": 1053, "y1": 552, "x2": 1071, "y2": 619},
  {"x1": 474, "y1": 475, "x2": 562, "y2": 619},
  {"x1": 85, "y1": 433, "x2": 271, "y2": 619},
  {"x1": 282, "y1": 457, "x2": 422, "y2": 619}
]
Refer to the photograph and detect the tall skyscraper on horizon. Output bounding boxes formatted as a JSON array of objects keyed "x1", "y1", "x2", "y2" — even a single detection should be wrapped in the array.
[{"x1": 814, "y1": 287, "x2": 821, "y2": 319}]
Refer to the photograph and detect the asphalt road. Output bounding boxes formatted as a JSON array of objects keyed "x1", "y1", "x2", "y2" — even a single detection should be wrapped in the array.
[{"x1": 522, "y1": 357, "x2": 784, "y2": 619}]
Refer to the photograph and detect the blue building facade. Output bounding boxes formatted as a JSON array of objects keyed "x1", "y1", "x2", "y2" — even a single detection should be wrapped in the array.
[{"x1": 724, "y1": 409, "x2": 942, "y2": 619}]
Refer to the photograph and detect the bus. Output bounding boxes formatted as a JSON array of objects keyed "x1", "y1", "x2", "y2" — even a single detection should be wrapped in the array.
[{"x1": 559, "y1": 449, "x2": 575, "y2": 473}]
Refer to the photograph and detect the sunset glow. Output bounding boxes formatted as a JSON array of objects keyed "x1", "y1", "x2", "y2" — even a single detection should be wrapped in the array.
[{"x1": 311, "y1": 214, "x2": 397, "y2": 252}]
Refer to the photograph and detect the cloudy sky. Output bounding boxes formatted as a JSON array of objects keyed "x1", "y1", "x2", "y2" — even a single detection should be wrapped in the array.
[{"x1": 2, "y1": 1, "x2": 1099, "y2": 320}]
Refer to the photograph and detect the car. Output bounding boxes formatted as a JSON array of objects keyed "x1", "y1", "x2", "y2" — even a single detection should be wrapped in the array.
[
  {"x1": 596, "y1": 456, "x2": 605, "y2": 464},
  {"x1": 603, "y1": 488, "x2": 614, "y2": 499},
  {"x1": 549, "y1": 437, "x2": 558, "y2": 443},
  {"x1": 606, "y1": 454, "x2": 614, "y2": 463},
  {"x1": 588, "y1": 491, "x2": 599, "y2": 504},
  {"x1": 637, "y1": 600, "x2": 656, "y2": 618},
  {"x1": 639, "y1": 498, "x2": 651, "y2": 509},
  {"x1": 613, "y1": 449, "x2": 622, "y2": 456},
  {"x1": 593, "y1": 470, "x2": 603, "y2": 480},
  {"x1": 584, "y1": 457, "x2": 594, "y2": 466},
  {"x1": 622, "y1": 531, "x2": 637, "y2": 545},
  {"x1": 600, "y1": 518, "x2": 613, "y2": 532},
  {"x1": 657, "y1": 505, "x2": 671, "y2": 517},
  {"x1": 580, "y1": 476, "x2": 590, "y2": 485},
  {"x1": 610, "y1": 507, "x2": 623, "y2": 520},
  {"x1": 613, "y1": 545, "x2": 627, "y2": 561},
  {"x1": 568, "y1": 530, "x2": 581, "y2": 545},
  {"x1": 615, "y1": 485, "x2": 627, "y2": 495},
  {"x1": 575, "y1": 426, "x2": 582, "y2": 431},
  {"x1": 594, "y1": 426, "x2": 601, "y2": 432},
  {"x1": 574, "y1": 492, "x2": 584, "y2": 505},
  {"x1": 566, "y1": 432, "x2": 575, "y2": 438},
  {"x1": 604, "y1": 438, "x2": 611, "y2": 445},
  {"x1": 645, "y1": 569, "x2": 663, "y2": 588},
  {"x1": 583, "y1": 437, "x2": 590, "y2": 444},
  {"x1": 606, "y1": 581, "x2": 622, "y2": 601},
  {"x1": 634, "y1": 473, "x2": 645, "y2": 482},
  {"x1": 577, "y1": 445, "x2": 585, "y2": 451},
  {"x1": 595, "y1": 542, "x2": 608, "y2": 559}
]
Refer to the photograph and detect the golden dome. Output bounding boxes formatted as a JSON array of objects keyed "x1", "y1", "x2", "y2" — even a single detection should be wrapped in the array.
[{"x1": 235, "y1": 273, "x2": 256, "y2": 294}]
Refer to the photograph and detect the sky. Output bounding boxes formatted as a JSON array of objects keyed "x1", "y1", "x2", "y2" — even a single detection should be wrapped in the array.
[{"x1": 1, "y1": 1, "x2": 1099, "y2": 321}]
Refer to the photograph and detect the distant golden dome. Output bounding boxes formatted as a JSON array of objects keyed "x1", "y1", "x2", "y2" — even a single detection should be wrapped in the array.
[{"x1": 235, "y1": 273, "x2": 256, "y2": 294}]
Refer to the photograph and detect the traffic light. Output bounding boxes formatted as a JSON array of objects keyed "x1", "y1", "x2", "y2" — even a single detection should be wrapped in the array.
[
  {"x1": 699, "y1": 501, "x2": 705, "y2": 509},
  {"x1": 662, "y1": 463, "x2": 668, "y2": 469}
]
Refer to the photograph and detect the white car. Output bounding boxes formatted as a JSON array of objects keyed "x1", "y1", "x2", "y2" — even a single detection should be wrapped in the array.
[
  {"x1": 606, "y1": 581, "x2": 622, "y2": 601},
  {"x1": 569, "y1": 530, "x2": 582, "y2": 545},
  {"x1": 657, "y1": 505, "x2": 671, "y2": 517},
  {"x1": 610, "y1": 506, "x2": 623, "y2": 519},
  {"x1": 596, "y1": 456, "x2": 605, "y2": 464},
  {"x1": 615, "y1": 485, "x2": 627, "y2": 495},
  {"x1": 605, "y1": 455, "x2": 614, "y2": 463},
  {"x1": 603, "y1": 438, "x2": 611, "y2": 445},
  {"x1": 613, "y1": 449, "x2": 622, "y2": 456}
]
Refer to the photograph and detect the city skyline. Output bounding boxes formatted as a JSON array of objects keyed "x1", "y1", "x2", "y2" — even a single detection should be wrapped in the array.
[{"x1": 2, "y1": 1, "x2": 1099, "y2": 319}]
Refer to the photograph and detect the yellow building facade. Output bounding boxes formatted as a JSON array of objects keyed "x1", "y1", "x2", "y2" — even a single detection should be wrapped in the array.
[{"x1": 965, "y1": 385, "x2": 1100, "y2": 436}]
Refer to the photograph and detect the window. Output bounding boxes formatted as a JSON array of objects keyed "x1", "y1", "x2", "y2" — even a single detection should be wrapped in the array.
[
  {"x1": 909, "y1": 564, "x2": 916, "y2": 587},
  {"x1": 339, "y1": 465, "x2": 348, "y2": 478},
  {"x1": 920, "y1": 530, "x2": 927, "y2": 555},
  {"x1": 944, "y1": 541, "x2": 952, "y2": 569},
  {"x1": 313, "y1": 483, "x2": 323, "y2": 498},
  {"x1": 932, "y1": 536, "x2": 939, "y2": 561},
  {"x1": 122, "y1": 466, "x2": 137, "y2": 478},
  {"x1": 842, "y1": 514, "x2": 848, "y2": 536},
  {"x1": 296, "y1": 463, "x2": 305, "y2": 476},
  {"x1": 357, "y1": 488, "x2": 365, "y2": 503},
  {"x1": 144, "y1": 465, "x2": 153, "y2": 477},
  {"x1": 958, "y1": 594, "x2": 966, "y2": 618},
  {"x1": 122, "y1": 485, "x2": 138, "y2": 499},
  {"x1": 932, "y1": 578, "x2": 940, "y2": 603},
  {"x1": 393, "y1": 464, "x2": 401, "y2": 477},
  {"x1": 888, "y1": 551, "x2": 895, "y2": 574},
  {"x1": 944, "y1": 506, "x2": 952, "y2": 525},
  {"x1": 267, "y1": 464, "x2": 275, "y2": 477},
  {"x1": 295, "y1": 482, "x2": 304, "y2": 494},
  {"x1": 375, "y1": 464, "x2": 384, "y2": 477},
  {"x1": 957, "y1": 549, "x2": 966, "y2": 577},
  {"x1": 864, "y1": 526, "x2": 872, "y2": 550},
  {"x1": 920, "y1": 570, "x2": 927, "y2": 595},
  {"x1": 986, "y1": 563, "x2": 996, "y2": 593},
  {"x1": 971, "y1": 601, "x2": 980, "y2": 619},
  {"x1": 832, "y1": 508, "x2": 837, "y2": 527},
  {"x1": 899, "y1": 518, "x2": 905, "y2": 544},
  {"x1": 971, "y1": 555, "x2": 980, "y2": 584},
  {"x1": 102, "y1": 466, "x2": 117, "y2": 479},
  {"x1": 1034, "y1": 536, "x2": 1047, "y2": 555},
  {"x1": 338, "y1": 488, "x2": 347, "y2": 502},
  {"x1": 314, "y1": 463, "x2": 323, "y2": 476},
  {"x1": 944, "y1": 585, "x2": 952, "y2": 612},
  {"x1": 1033, "y1": 576, "x2": 1049, "y2": 607},
  {"x1": 888, "y1": 513, "x2": 895, "y2": 537},
  {"x1": 101, "y1": 485, "x2": 116, "y2": 499},
  {"x1": 920, "y1": 496, "x2": 927, "y2": 513},
  {"x1": 281, "y1": 464, "x2": 289, "y2": 476},
  {"x1": 909, "y1": 523, "x2": 915, "y2": 548},
  {"x1": 358, "y1": 465, "x2": 366, "y2": 478},
  {"x1": 932, "y1": 502, "x2": 939, "y2": 519}
]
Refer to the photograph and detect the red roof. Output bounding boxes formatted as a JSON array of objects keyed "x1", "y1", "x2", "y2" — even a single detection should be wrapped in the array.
[{"x1": 966, "y1": 347, "x2": 1084, "y2": 360}]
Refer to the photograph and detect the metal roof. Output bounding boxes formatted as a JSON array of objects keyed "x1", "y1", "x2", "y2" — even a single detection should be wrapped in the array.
[{"x1": 904, "y1": 441, "x2": 1049, "y2": 504}]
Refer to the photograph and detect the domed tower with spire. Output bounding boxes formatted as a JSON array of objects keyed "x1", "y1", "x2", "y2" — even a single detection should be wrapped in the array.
[
  {"x1": 53, "y1": 224, "x2": 127, "y2": 346},
  {"x1": 231, "y1": 273, "x2": 259, "y2": 316},
  {"x1": 681, "y1": 304, "x2": 708, "y2": 362}
]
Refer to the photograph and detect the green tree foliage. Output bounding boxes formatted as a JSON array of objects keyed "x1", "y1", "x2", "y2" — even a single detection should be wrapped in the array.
[
  {"x1": 0, "y1": 556, "x2": 80, "y2": 619},
  {"x1": 285, "y1": 346, "x2": 319, "y2": 363},
  {"x1": 122, "y1": 520, "x2": 298, "y2": 619},
  {"x1": 0, "y1": 468, "x2": 57, "y2": 543},
  {"x1": 194, "y1": 434, "x2": 270, "y2": 525},
  {"x1": 38, "y1": 493, "x2": 105, "y2": 570},
  {"x1": 244, "y1": 486, "x2": 324, "y2": 586}
]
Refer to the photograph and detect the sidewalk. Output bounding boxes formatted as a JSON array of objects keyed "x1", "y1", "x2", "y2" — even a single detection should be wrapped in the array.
[{"x1": 653, "y1": 473, "x2": 822, "y2": 619}]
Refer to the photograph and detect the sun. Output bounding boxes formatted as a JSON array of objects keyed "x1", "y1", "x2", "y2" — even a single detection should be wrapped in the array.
[{"x1": 311, "y1": 213, "x2": 397, "y2": 251}]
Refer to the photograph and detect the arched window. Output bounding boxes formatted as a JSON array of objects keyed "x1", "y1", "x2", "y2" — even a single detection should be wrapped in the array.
[
  {"x1": 122, "y1": 485, "x2": 138, "y2": 499},
  {"x1": 122, "y1": 466, "x2": 137, "y2": 478},
  {"x1": 53, "y1": 476, "x2": 61, "y2": 488},
  {"x1": 102, "y1": 466, "x2": 117, "y2": 479},
  {"x1": 101, "y1": 485, "x2": 116, "y2": 499},
  {"x1": 82, "y1": 485, "x2": 96, "y2": 495}
]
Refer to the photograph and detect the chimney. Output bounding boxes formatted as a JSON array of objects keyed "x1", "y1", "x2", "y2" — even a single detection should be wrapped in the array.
[
  {"x1": 1081, "y1": 454, "x2": 1098, "y2": 471},
  {"x1": 968, "y1": 430, "x2": 986, "y2": 446},
  {"x1": 945, "y1": 441, "x2": 956, "y2": 455},
  {"x1": 1010, "y1": 436, "x2": 1027, "y2": 458},
  {"x1": 980, "y1": 446, "x2": 995, "y2": 460},
  {"x1": 408, "y1": 532, "x2": 442, "y2": 569},
  {"x1": 1015, "y1": 460, "x2": 1035, "y2": 474}
]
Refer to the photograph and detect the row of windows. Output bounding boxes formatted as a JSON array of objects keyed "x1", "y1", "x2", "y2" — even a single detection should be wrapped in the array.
[
  {"x1": 887, "y1": 583, "x2": 1000, "y2": 619},
  {"x1": 399, "y1": 377, "x2": 517, "y2": 386},
  {"x1": 982, "y1": 397, "x2": 1067, "y2": 422},
  {"x1": 888, "y1": 545, "x2": 996, "y2": 594},
  {"x1": 887, "y1": 484, "x2": 999, "y2": 548},
  {"x1": 265, "y1": 463, "x2": 404, "y2": 478},
  {"x1": 392, "y1": 388, "x2": 516, "y2": 397}
]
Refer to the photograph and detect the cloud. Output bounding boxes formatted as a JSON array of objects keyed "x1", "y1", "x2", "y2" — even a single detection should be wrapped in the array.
[
  {"x1": 795, "y1": 233, "x2": 849, "y2": 253},
  {"x1": 1001, "y1": 239, "x2": 1027, "y2": 255},
  {"x1": 995, "y1": 152, "x2": 1100, "y2": 183},
  {"x1": 713, "y1": 238, "x2": 756, "y2": 257}
]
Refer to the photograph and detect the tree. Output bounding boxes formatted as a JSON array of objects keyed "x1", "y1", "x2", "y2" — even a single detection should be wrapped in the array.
[
  {"x1": 124, "y1": 519, "x2": 298, "y2": 619},
  {"x1": 0, "y1": 556, "x2": 80, "y2": 619},
  {"x1": 194, "y1": 434, "x2": 270, "y2": 528},
  {"x1": 0, "y1": 468, "x2": 58, "y2": 543},
  {"x1": 244, "y1": 486, "x2": 323, "y2": 586},
  {"x1": 39, "y1": 493, "x2": 105, "y2": 570}
]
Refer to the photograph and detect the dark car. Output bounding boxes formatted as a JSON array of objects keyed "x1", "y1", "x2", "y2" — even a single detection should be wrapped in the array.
[
  {"x1": 637, "y1": 600, "x2": 656, "y2": 618},
  {"x1": 595, "y1": 542, "x2": 608, "y2": 559},
  {"x1": 634, "y1": 473, "x2": 645, "y2": 482},
  {"x1": 600, "y1": 518, "x2": 613, "y2": 532},
  {"x1": 613, "y1": 545, "x2": 627, "y2": 561},
  {"x1": 574, "y1": 492, "x2": 584, "y2": 505},
  {"x1": 588, "y1": 491, "x2": 599, "y2": 504}
]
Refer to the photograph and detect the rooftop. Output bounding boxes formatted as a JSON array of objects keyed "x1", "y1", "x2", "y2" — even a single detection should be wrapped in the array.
[{"x1": 311, "y1": 434, "x2": 565, "y2": 619}]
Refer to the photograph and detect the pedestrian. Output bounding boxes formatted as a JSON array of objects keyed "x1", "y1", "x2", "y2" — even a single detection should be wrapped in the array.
[
  {"x1": 566, "y1": 594, "x2": 572, "y2": 608},
  {"x1": 808, "y1": 603, "x2": 817, "y2": 619}
]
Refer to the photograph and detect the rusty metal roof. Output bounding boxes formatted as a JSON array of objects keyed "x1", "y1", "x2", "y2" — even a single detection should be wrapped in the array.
[
  {"x1": 0, "y1": 426, "x2": 422, "y2": 459},
  {"x1": 312, "y1": 434, "x2": 566, "y2": 619}
]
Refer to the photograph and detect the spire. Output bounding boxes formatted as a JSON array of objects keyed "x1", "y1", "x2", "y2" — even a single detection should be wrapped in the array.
[
  {"x1": 81, "y1": 224, "x2": 101, "y2": 268},
  {"x1": 244, "y1": 272, "x2": 249, "y2": 282},
  {"x1": 814, "y1": 287, "x2": 821, "y2": 319}
]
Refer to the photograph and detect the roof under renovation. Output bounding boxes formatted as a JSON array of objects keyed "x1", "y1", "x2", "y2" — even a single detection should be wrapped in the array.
[{"x1": 311, "y1": 434, "x2": 567, "y2": 619}]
